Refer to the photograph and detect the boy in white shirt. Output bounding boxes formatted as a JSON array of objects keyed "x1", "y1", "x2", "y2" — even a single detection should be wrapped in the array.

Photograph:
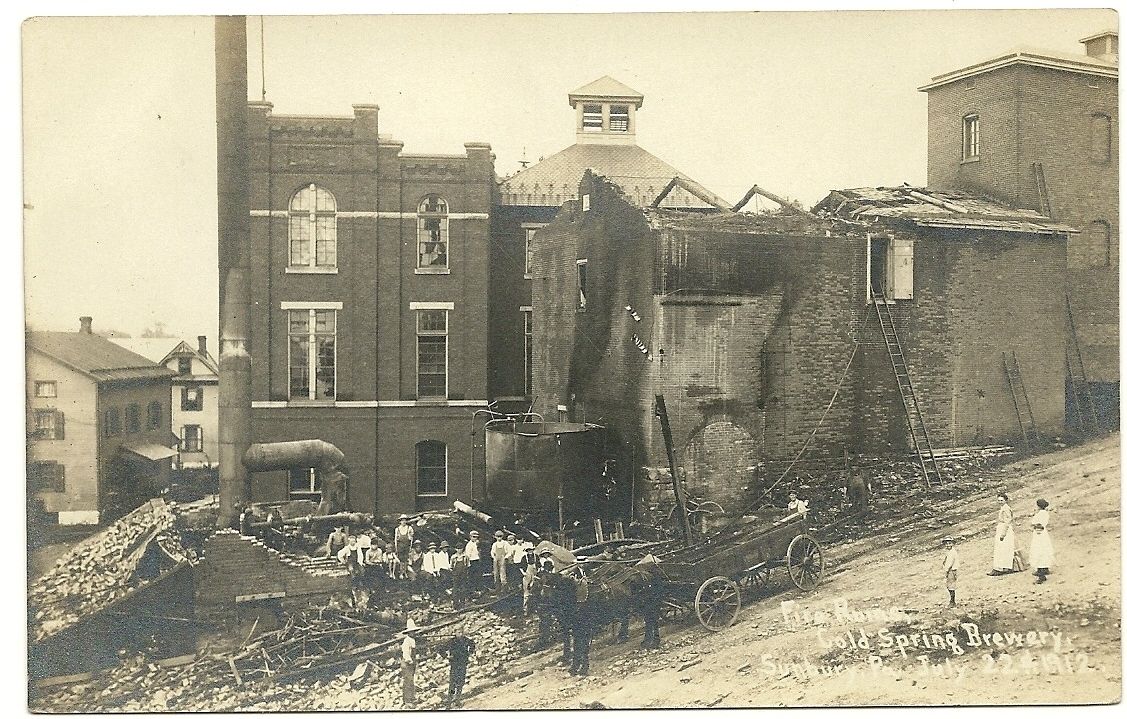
[{"x1": 942, "y1": 536, "x2": 959, "y2": 607}]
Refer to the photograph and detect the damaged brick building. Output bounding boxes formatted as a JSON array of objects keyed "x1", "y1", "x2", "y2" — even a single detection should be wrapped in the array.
[{"x1": 531, "y1": 172, "x2": 1073, "y2": 518}]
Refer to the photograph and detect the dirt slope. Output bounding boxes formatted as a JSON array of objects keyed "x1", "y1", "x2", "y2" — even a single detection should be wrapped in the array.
[{"x1": 465, "y1": 435, "x2": 1122, "y2": 708}]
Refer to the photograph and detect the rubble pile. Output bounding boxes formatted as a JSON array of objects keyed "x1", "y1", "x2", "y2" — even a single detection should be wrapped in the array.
[
  {"x1": 32, "y1": 600, "x2": 527, "y2": 712},
  {"x1": 30, "y1": 500, "x2": 176, "y2": 641}
]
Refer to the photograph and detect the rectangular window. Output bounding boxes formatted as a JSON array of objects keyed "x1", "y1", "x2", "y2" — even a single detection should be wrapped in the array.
[
  {"x1": 524, "y1": 228, "x2": 536, "y2": 277},
  {"x1": 33, "y1": 410, "x2": 62, "y2": 440},
  {"x1": 29, "y1": 461, "x2": 65, "y2": 493},
  {"x1": 34, "y1": 381, "x2": 57, "y2": 398},
  {"x1": 181, "y1": 386, "x2": 204, "y2": 412},
  {"x1": 582, "y1": 103, "x2": 603, "y2": 131},
  {"x1": 609, "y1": 105, "x2": 629, "y2": 132},
  {"x1": 576, "y1": 259, "x2": 588, "y2": 311},
  {"x1": 416, "y1": 441, "x2": 448, "y2": 497},
  {"x1": 289, "y1": 468, "x2": 321, "y2": 501},
  {"x1": 417, "y1": 309, "x2": 448, "y2": 398},
  {"x1": 177, "y1": 357, "x2": 192, "y2": 376},
  {"x1": 962, "y1": 114, "x2": 980, "y2": 160},
  {"x1": 181, "y1": 425, "x2": 203, "y2": 452},
  {"x1": 523, "y1": 308, "x2": 533, "y2": 396},
  {"x1": 125, "y1": 404, "x2": 141, "y2": 434},
  {"x1": 288, "y1": 308, "x2": 337, "y2": 401}
]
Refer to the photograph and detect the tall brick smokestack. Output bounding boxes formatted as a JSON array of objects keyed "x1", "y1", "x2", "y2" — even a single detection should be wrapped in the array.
[{"x1": 215, "y1": 16, "x2": 252, "y2": 527}]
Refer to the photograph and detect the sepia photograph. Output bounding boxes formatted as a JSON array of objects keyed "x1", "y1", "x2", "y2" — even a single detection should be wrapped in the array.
[{"x1": 21, "y1": 3, "x2": 1121, "y2": 711}]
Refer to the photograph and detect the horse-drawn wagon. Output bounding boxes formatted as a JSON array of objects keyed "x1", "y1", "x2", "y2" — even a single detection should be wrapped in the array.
[{"x1": 651, "y1": 510, "x2": 824, "y2": 631}]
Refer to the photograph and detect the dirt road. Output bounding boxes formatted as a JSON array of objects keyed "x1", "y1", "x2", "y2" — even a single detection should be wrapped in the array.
[{"x1": 465, "y1": 435, "x2": 1122, "y2": 708}]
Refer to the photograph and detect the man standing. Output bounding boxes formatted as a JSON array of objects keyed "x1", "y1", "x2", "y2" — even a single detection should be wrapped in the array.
[
  {"x1": 464, "y1": 530, "x2": 482, "y2": 591},
  {"x1": 450, "y1": 544, "x2": 470, "y2": 609},
  {"x1": 942, "y1": 536, "x2": 959, "y2": 607},
  {"x1": 491, "y1": 531, "x2": 509, "y2": 588},
  {"x1": 570, "y1": 568, "x2": 593, "y2": 676},
  {"x1": 422, "y1": 541, "x2": 441, "y2": 594},
  {"x1": 401, "y1": 618, "x2": 419, "y2": 708},
  {"x1": 521, "y1": 546, "x2": 539, "y2": 617},
  {"x1": 393, "y1": 515, "x2": 414, "y2": 576},
  {"x1": 445, "y1": 632, "x2": 476, "y2": 707},
  {"x1": 534, "y1": 553, "x2": 557, "y2": 650},
  {"x1": 634, "y1": 558, "x2": 663, "y2": 649}
]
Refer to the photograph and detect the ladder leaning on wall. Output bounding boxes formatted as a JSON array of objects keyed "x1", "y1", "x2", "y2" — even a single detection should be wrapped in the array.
[
  {"x1": 871, "y1": 286, "x2": 943, "y2": 488},
  {"x1": 1002, "y1": 351, "x2": 1039, "y2": 448},
  {"x1": 1064, "y1": 295, "x2": 1103, "y2": 435}
]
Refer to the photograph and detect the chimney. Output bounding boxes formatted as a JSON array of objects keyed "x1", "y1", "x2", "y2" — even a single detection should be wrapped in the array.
[
  {"x1": 198, "y1": 335, "x2": 208, "y2": 356},
  {"x1": 1081, "y1": 31, "x2": 1118, "y2": 64},
  {"x1": 79, "y1": 316, "x2": 93, "y2": 334}
]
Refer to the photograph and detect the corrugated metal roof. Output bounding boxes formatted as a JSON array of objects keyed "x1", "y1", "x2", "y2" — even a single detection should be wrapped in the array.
[
  {"x1": 813, "y1": 186, "x2": 1076, "y2": 235},
  {"x1": 500, "y1": 143, "x2": 719, "y2": 209},
  {"x1": 27, "y1": 331, "x2": 176, "y2": 383}
]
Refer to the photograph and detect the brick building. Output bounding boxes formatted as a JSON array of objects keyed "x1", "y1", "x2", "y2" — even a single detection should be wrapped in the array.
[
  {"x1": 244, "y1": 102, "x2": 495, "y2": 517},
  {"x1": 27, "y1": 317, "x2": 177, "y2": 525},
  {"x1": 531, "y1": 173, "x2": 1071, "y2": 518},
  {"x1": 921, "y1": 30, "x2": 1119, "y2": 424},
  {"x1": 489, "y1": 77, "x2": 727, "y2": 405}
]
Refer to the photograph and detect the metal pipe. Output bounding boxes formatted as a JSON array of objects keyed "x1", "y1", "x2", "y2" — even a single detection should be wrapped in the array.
[{"x1": 216, "y1": 16, "x2": 252, "y2": 528}]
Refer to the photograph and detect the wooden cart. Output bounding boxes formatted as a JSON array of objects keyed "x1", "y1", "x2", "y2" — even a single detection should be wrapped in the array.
[{"x1": 654, "y1": 511, "x2": 824, "y2": 631}]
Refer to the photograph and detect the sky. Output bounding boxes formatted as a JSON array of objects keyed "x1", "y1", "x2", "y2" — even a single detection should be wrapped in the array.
[{"x1": 19, "y1": 5, "x2": 1118, "y2": 342}]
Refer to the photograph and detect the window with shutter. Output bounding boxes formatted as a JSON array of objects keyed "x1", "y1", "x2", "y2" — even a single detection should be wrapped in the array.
[{"x1": 889, "y1": 237, "x2": 915, "y2": 300}]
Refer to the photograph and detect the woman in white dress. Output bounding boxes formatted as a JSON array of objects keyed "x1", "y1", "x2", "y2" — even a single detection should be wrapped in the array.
[
  {"x1": 1030, "y1": 498, "x2": 1054, "y2": 584},
  {"x1": 989, "y1": 493, "x2": 1016, "y2": 575}
]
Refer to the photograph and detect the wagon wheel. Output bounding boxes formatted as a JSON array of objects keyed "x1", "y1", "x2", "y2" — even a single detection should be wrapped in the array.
[
  {"x1": 740, "y1": 566, "x2": 773, "y2": 596},
  {"x1": 786, "y1": 534, "x2": 824, "y2": 591},
  {"x1": 695, "y1": 576, "x2": 741, "y2": 631}
]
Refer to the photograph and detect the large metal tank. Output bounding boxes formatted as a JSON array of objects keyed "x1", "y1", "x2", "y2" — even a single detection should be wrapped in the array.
[{"x1": 484, "y1": 421, "x2": 605, "y2": 522}]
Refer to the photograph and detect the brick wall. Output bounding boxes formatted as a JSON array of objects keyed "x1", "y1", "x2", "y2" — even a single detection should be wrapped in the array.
[
  {"x1": 244, "y1": 103, "x2": 495, "y2": 517},
  {"x1": 925, "y1": 62, "x2": 1118, "y2": 396},
  {"x1": 195, "y1": 529, "x2": 350, "y2": 614},
  {"x1": 533, "y1": 173, "x2": 1069, "y2": 514}
]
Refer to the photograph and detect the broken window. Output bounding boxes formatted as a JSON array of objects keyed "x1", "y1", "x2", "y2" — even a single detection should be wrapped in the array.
[
  {"x1": 416, "y1": 440, "x2": 448, "y2": 497},
  {"x1": 609, "y1": 105, "x2": 629, "y2": 132},
  {"x1": 289, "y1": 467, "x2": 321, "y2": 502},
  {"x1": 962, "y1": 114, "x2": 980, "y2": 160},
  {"x1": 288, "y1": 184, "x2": 337, "y2": 270},
  {"x1": 582, "y1": 104, "x2": 603, "y2": 131},
  {"x1": 288, "y1": 308, "x2": 337, "y2": 401},
  {"x1": 417, "y1": 195, "x2": 449, "y2": 271},
  {"x1": 576, "y1": 259, "x2": 588, "y2": 311},
  {"x1": 417, "y1": 309, "x2": 448, "y2": 398}
]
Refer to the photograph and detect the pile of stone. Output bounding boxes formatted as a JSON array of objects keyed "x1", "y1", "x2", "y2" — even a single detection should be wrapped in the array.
[
  {"x1": 32, "y1": 600, "x2": 528, "y2": 712},
  {"x1": 30, "y1": 500, "x2": 176, "y2": 642}
]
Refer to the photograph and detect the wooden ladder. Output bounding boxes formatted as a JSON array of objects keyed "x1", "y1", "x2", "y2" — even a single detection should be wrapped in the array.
[
  {"x1": 1002, "y1": 351, "x2": 1038, "y2": 447},
  {"x1": 872, "y1": 289, "x2": 942, "y2": 487},
  {"x1": 1034, "y1": 162, "x2": 1053, "y2": 218},
  {"x1": 1065, "y1": 295, "x2": 1103, "y2": 434}
]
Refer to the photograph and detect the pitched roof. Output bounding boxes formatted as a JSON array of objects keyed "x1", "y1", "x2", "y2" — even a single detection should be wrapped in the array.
[
  {"x1": 920, "y1": 46, "x2": 1117, "y2": 90},
  {"x1": 111, "y1": 337, "x2": 219, "y2": 375},
  {"x1": 500, "y1": 143, "x2": 720, "y2": 209},
  {"x1": 27, "y1": 332, "x2": 175, "y2": 383},
  {"x1": 813, "y1": 186, "x2": 1076, "y2": 235},
  {"x1": 568, "y1": 76, "x2": 644, "y2": 107}
]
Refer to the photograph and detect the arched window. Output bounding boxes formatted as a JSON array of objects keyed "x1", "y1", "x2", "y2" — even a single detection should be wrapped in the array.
[
  {"x1": 1090, "y1": 113, "x2": 1112, "y2": 162},
  {"x1": 125, "y1": 404, "x2": 141, "y2": 434},
  {"x1": 416, "y1": 440, "x2": 448, "y2": 497},
  {"x1": 147, "y1": 401, "x2": 163, "y2": 430},
  {"x1": 288, "y1": 184, "x2": 337, "y2": 269},
  {"x1": 416, "y1": 195, "x2": 449, "y2": 271},
  {"x1": 104, "y1": 408, "x2": 121, "y2": 437}
]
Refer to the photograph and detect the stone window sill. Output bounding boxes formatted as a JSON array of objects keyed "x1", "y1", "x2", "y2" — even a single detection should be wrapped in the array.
[{"x1": 285, "y1": 266, "x2": 338, "y2": 275}]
